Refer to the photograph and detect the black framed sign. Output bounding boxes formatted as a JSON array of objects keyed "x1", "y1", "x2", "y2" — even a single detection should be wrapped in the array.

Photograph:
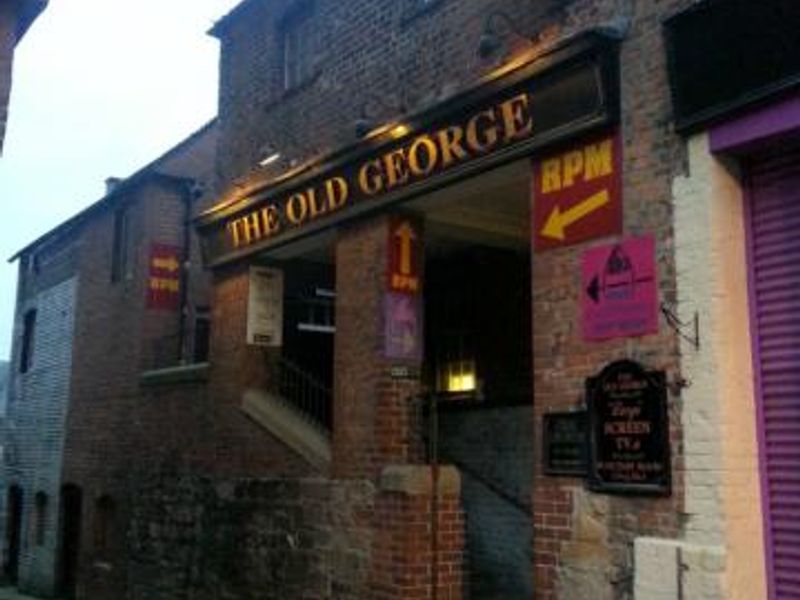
[
  {"x1": 543, "y1": 411, "x2": 588, "y2": 476},
  {"x1": 586, "y1": 360, "x2": 670, "y2": 495}
]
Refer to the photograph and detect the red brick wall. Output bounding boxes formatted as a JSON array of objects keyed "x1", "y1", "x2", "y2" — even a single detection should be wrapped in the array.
[
  {"x1": 213, "y1": 0, "x2": 564, "y2": 195},
  {"x1": 373, "y1": 488, "x2": 464, "y2": 600},
  {"x1": 207, "y1": 0, "x2": 704, "y2": 597},
  {"x1": 333, "y1": 217, "x2": 425, "y2": 480},
  {"x1": 206, "y1": 262, "x2": 316, "y2": 476},
  {"x1": 61, "y1": 174, "x2": 313, "y2": 599},
  {"x1": 530, "y1": 0, "x2": 695, "y2": 597}
]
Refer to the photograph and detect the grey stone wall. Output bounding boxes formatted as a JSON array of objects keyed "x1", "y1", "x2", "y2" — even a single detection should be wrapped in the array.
[
  {"x1": 127, "y1": 474, "x2": 374, "y2": 600},
  {"x1": 438, "y1": 404, "x2": 534, "y2": 599},
  {"x1": 5, "y1": 275, "x2": 78, "y2": 596}
]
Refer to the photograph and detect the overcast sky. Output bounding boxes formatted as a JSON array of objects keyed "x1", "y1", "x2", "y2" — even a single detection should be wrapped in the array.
[{"x1": 0, "y1": 0, "x2": 241, "y2": 359}]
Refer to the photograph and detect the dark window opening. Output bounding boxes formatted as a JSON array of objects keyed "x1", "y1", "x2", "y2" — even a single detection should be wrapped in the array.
[
  {"x1": 280, "y1": 2, "x2": 315, "y2": 91},
  {"x1": 283, "y1": 260, "x2": 335, "y2": 389},
  {"x1": 280, "y1": 259, "x2": 335, "y2": 429},
  {"x1": 19, "y1": 309, "x2": 36, "y2": 374},
  {"x1": 193, "y1": 309, "x2": 211, "y2": 364},
  {"x1": 111, "y1": 206, "x2": 131, "y2": 283}
]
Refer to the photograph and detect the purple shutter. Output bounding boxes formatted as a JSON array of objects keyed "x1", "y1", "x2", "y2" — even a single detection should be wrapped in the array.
[{"x1": 748, "y1": 150, "x2": 800, "y2": 599}]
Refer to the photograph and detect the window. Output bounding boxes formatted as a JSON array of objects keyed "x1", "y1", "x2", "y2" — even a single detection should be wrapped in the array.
[
  {"x1": 193, "y1": 308, "x2": 211, "y2": 363},
  {"x1": 34, "y1": 492, "x2": 47, "y2": 546},
  {"x1": 280, "y1": 2, "x2": 314, "y2": 91},
  {"x1": 111, "y1": 206, "x2": 131, "y2": 282},
  {"x1": 94, "y1": 495, "x2": 115, "y2": 553},
  {"x1": 19, "y1": 309, "x2": 36, "y2": 374}
]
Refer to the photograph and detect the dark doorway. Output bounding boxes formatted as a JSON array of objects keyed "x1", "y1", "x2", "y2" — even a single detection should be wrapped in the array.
[
  {"x1": 59, "y1": 484, "x2": 82, "y2": 599},
  {"x1": 425, "y1": 245, "x2": 534, "y2": 599},
  {"x1": 4, "y1": 485, "x2": 23, "y2": 584},
  {"x1": 416, "y1": 160, "x2": 534, "y2": 598}
]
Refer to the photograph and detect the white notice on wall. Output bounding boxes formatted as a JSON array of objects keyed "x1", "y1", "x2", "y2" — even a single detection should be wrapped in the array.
[{"x1": 247, "y1": 266, "x2": 284, "y2": 347}]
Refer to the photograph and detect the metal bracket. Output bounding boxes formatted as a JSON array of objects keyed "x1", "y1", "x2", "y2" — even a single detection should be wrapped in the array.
[{"x1": 660, "y1": 302, "x2": 700, "y2": 350}]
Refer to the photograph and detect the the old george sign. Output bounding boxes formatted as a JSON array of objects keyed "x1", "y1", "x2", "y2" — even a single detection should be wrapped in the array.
[
  {"x1": 197, "y1": 33, "x2": 620, "y2": 267},
  {"x1": 587, "y1": 360, "x2": 670, "y2": 495}
]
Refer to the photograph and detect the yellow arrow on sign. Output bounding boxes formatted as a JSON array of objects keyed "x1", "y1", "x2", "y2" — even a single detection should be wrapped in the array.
[
  {"x1": 540, "y1": 189, "x2": 610, "y2": 241},
  {"x1": 395, "y1": 222, "x2": 416, "y2": 275}
]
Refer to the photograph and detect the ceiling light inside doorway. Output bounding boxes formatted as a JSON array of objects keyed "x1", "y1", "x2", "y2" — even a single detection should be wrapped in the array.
[{"x1": 441, "y1": 359, "x2": 477, "y2": 394}]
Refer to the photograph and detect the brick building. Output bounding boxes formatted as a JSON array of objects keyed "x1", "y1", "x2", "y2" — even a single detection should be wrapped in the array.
[
  {"x1": 1, "y1": 121, "x2": 227, "y2": 598},
  {"x1": 0, "y1": 0, "x2": 46, "y2": 155},
  {"x1": 185, "y1": 0, "x2": 793, "y2": 598},
  {"x1": 3, "y1": 0, "x2": 799, "y2": 598}
]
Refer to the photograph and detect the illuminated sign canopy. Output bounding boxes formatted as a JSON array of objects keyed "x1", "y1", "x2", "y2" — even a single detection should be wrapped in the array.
[{"x1": 197, "y1": 31, "x2": 620, "y2": 267}]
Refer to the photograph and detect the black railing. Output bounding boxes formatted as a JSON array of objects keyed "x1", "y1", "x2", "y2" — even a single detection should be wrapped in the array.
[{"x1": 278, "y1": 356, "x2": 332, "y2": 432}]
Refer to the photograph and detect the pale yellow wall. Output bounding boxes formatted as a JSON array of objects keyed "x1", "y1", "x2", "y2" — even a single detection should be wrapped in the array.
[{"x1": 671, "y1": 133, "x2": 767, "y2": 600}]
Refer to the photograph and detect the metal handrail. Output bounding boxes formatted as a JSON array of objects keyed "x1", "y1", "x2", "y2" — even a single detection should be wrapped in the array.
[{"x1": 278, "y1": 356, "x2": 332, "y2": 432}]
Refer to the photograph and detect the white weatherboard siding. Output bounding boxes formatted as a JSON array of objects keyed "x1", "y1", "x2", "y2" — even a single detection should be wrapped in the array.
[{"x1": 6, "y1": 276, "x2": 77, "y2": 597}]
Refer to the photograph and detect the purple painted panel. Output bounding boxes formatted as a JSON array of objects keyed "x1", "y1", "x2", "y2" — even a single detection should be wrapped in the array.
[
  {"x1": 710, "y1": 94, "x2": 800, "y2": 154},
  {"x1": 746, "y1": 151, "x2": 800, "y2": 600},
  {"x1": 384, "y1": 292, "x2": 422, "y2": 362}
]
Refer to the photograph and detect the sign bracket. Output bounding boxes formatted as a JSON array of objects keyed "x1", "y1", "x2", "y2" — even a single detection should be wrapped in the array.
[{"x1": 660, "y1": 301, "x2": 699, "y2": 350}]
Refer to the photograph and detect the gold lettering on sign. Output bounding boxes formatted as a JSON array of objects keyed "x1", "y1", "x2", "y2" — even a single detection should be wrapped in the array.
[
  {"x1": 540, "y1": 159, "x2": 561, "y2": 193},
  {"x1": 466, "y1": 109, "x2": 499, "y2": 152},
  {"x1": 437, "y1": 126, "x2": 468, "y2": 167},
  {"x1": 584, "y1": 139, "x2": 613, "y2": 181},
  {"x1": 228, "y1": 206, "x2": 281, "y2": 249},
  {"x1": 359, "y1": 159, "x2": 384, "y2": 195},
  {"x1": 540, "y1": 137, "x2": 615, "y2": 194},
  {"x1": 222, "y1": 89, "x2": 540, "y2": 254},
  {"x1": 308, "y1": 188, "x2": 327, "y2": 219},
  {"x1": 384, "y1": 149, "x2": 410, "y2": 189},
  {"x1": 499, "y1": 93, "x2": 533, "y2": 142},
  {"x1": 325, "y1": 176, "x2": 349, "y2": 210},
  {"x1": 408, "y1": 135, "x2": 438, "y2": 177},
  {"x1": 286, "y1": 193, "x2": 308, "y2": 225}
]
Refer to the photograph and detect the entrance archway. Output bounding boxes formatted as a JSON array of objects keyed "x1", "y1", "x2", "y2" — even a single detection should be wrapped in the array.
[{"x1": 415, "y1": 160, "x2": 535, "y2": 598}]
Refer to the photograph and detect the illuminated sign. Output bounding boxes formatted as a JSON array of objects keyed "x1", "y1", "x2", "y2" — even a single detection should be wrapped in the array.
[
  {"x1": 198, "y1": 34, "x2": 620, "y2": 266},
  {"x1": 532, "y1": 131, "x2": 622, "y2": 250},
  {"x1": 147, "y1": 244, "x2": 181, "y2": 310}
]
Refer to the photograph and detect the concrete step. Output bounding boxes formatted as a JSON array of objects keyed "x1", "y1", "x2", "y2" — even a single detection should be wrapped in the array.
[{"x1": 241, "y1": 388, "x2": 332, "y2": 472}]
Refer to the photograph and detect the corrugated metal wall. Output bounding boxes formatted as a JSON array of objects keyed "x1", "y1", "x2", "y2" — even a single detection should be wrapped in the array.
[{"x1": 748, "y1": 150, "x2": 800, "y2": 599}]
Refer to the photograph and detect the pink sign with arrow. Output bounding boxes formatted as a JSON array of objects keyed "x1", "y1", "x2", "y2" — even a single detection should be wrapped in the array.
[{"x1": 582, "y1": 235, "x2": 658, "y2": 341}]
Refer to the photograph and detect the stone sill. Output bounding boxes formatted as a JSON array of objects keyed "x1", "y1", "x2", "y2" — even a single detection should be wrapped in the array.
[{"x1": 140, "y1": 362, "x2": 210, "y2": 387}]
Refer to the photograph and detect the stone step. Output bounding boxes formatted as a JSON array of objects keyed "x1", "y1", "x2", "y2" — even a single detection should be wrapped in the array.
[{"x1": 241, "y1": 388, "x2": 331, "y2": 472}]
